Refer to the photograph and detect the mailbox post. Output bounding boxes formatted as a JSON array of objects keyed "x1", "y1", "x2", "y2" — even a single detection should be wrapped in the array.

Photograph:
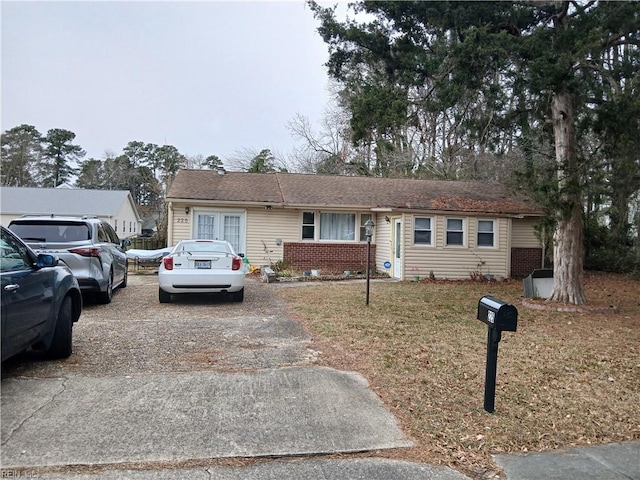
[{"x1": 477, "y1": 295, "x2": 518, "y2": 413}]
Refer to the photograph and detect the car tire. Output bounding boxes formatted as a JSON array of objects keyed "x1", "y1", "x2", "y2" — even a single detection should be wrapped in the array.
[
  {"x1": 120, "y1": 265, "x2": 128, "y2": 288},
  {"x1": 159, "y1": 288, "x2": 172, "y2": 303},
  {"x1": 232, "y1": 288, "x2": 244, "y2": 302},
  {"x1": 98, "y1": 270, "x2": 113, "y2": 304},
  {"x1": 48, "y1": 296, "x2": 73, "y2": 359}
]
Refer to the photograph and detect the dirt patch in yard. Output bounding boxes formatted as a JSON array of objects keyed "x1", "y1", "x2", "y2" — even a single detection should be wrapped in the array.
[{"x1": 276, "y1": 271, "x2": 640, "y2": 479}]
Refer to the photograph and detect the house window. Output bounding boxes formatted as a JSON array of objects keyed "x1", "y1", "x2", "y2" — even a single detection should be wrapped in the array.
[
  {"x1": 197, "y1": 215, "x2": 216, "y2": 239},
  {"x1": 320, "y1": 213, "x2": 355, "y2": 241},
  {"x1": 359, "y1": 214, "x2": 373, "y2": 241},
  {"x1": 477, "y1": 220, "x2": 495, "y2": 247},
  {"x1": 114, "y1": 220, "x2": 118, "y2": 232},
  {"x1": 302, "y1": 212, "x2": 315, "y2": 240},
  {"x1": 195, "y1": 212, "x2": 244, "y2": 253},
  {"x1": 223, "y1": 215, "x2": 241, "y2": 252},
  {"x1": 414, "y1": 217, "x2": 432, "y2": 245},
  {"x1": 446, "y1": 218, "x2": 465, "y2": 246}
]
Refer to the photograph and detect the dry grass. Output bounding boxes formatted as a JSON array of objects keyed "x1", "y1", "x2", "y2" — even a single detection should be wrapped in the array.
[{"x1": 277, "y1": 272, "x2": 640, "y2": 479}]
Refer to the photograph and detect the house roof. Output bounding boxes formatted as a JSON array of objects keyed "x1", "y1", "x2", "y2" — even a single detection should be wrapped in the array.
[
  {"x1": 0, "y1": 187, "x2": 142, "y2": 221},
  {"x1": 167, "y1": 170, "x2": 542, "y2": 215}
]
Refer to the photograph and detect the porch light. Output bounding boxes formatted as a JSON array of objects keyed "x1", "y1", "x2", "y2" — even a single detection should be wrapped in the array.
[
  {"x1": 364, "y1": 219, "x2": 375, "y2": 306},
  {"x1": 364, "y1": 219, "x2": 375, "y2": 241}
]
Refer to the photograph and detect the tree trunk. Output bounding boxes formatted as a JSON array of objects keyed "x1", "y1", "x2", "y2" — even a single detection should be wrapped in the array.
[{"x1": 549, "y1": 91, "x2": 587, "y2": 305}]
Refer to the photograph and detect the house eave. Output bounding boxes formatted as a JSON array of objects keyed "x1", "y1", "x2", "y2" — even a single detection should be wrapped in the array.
[{"x1": 170, "y1": 198, "x2": 543, "y2": 217}]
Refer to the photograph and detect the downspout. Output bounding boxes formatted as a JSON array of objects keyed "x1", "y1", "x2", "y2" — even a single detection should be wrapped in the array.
[
  {"x1": 167, "y1": 202, "x2": 173, "y2": 247},
  {"x1": 506, "y1": 217, "x2": 512, "y2": 278}
]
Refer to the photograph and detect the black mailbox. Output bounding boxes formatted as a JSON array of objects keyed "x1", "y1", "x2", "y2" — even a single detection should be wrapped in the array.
[
  {"x1": 477, "y1": 295, "x2": 518, "y2": 413},
  {"x1": 477, "y1": 295, "x2": 518, "y2": 332}
]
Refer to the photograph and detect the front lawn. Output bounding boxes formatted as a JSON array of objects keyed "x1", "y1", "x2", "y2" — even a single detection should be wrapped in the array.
[{"x1": 277, "y1": 272, "x2": 640, "y2": 479}]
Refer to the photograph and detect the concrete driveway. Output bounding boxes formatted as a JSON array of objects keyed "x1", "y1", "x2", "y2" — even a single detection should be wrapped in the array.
[{"x1": 1, "y1": 274, "x2": 468, "y2": 479}]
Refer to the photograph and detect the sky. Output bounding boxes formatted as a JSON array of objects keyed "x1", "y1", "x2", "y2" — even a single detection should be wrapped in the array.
[{"x1": 1, "y1": 1, "x2": 336, "y2": 165}]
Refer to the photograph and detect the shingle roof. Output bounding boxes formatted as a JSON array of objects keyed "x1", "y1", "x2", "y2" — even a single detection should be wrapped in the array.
[
  {"x1": 0, "y1": 187, "x2": 140, "y2": 219},
  {"x1": 168, "y1": 170, "x2": 541, "y2": 215}
]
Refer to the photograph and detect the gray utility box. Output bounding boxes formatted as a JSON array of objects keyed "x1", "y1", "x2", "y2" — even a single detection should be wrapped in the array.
[{"x1": 523, "y1": 268, "x2": 553, "y2": 299}]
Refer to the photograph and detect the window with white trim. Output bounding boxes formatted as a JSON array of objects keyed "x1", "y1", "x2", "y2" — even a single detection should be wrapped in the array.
[
  {"x1": 477, "y1": 220, "x2": 495, "y2": 247},
  {"x1": 194, "y1": 211, "x2": 244, "y2": 253},
  {"x1": 446, "y1": 218, "x2": 465, "y2": 246},
  {"x1": 414, "y1": 217, "x2": 432, "y2": 245},
  {"x1": 301, "y1": 212, "x2": 372, "y2": 242},
  {"x1": 302, "y1": 212, "x2": 315, "y2": 240},
  {"x1": 320, "y1": 213, "x2": 355, "y2": 240}
]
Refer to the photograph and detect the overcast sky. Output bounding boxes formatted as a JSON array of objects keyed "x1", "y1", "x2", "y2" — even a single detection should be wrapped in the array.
[{"x1": 1, "y1": 1, "x2": 335, "y2": 164}]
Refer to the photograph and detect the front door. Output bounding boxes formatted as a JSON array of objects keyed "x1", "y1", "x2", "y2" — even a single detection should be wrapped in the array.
[{"x1": 393, "y1": 218, "x2": 402, "y2": 279}]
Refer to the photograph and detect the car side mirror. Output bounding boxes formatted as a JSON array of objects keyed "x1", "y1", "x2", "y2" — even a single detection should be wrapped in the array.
[
  {"x1": 122, "y1": 238, "x2": 131, "y2": 249},
  {"x1": 36, "y1": 253, "x2": 58, "y2": 268}
]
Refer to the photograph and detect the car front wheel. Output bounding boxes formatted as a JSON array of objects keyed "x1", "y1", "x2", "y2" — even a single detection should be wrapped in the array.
[
  {"x1": 159, "y1": 288, "x2": 172, "y2": 303},
  {"x1": 48, "y1": 296, "x2": 73, "y2": 359}
]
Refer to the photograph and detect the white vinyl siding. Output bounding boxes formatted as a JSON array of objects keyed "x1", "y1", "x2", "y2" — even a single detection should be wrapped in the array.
[
  {"x1": 402, "y1": 215, "x2": 509, "y2": 280},
  {"x1": 512, "y1": 217, "x2": 543, "y2": 247},
  {"x1": 246, "y1": 207, "x2": 300, "y2": 265}
]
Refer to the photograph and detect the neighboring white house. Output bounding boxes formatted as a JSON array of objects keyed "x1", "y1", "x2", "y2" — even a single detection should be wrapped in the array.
[{"x1": 0, "y1": 187, "x2": 143, "y2": 238}]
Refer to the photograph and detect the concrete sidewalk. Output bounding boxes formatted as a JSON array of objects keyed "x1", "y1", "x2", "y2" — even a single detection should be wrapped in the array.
[
  {"x1": 494, "y1": 442, "x2": 640, "y2": 480},
  {"x1": 1, "y1": 365, "x2": 637, "y2": 479},
  {"x1": 1, "y1": 367, "x2": 413, "y2": 468}
]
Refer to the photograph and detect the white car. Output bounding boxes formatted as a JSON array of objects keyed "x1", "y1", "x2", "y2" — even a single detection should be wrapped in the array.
[{"x1": 158, "y1": 239, "x2": 246, "y2": 303}]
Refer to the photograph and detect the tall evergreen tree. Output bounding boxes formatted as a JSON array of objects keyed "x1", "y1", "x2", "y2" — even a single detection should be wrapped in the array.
[
  {"x1": 0, "y1": 124, "x2": 43, "y2": 186},
  {"x1": 41, "y1": 128, "x2": 85, "y2": 187},
  {"x1": 309, "y1": 0, "x2": 640, "y2": 304}
]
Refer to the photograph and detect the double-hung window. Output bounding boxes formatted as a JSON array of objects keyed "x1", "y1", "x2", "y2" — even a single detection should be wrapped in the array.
[
  {"x1": 446, "y1": 218, "x2": 465, "y2": 246},
  {"x1": 477, "y1": 220, "x2": 495, "y2": 247},
  {"x1": 414, "y1": 217, "x2": 432, "y2": 245},
  {"x1": 302, "y1": 212, "x2": 315, "y2": 240}
]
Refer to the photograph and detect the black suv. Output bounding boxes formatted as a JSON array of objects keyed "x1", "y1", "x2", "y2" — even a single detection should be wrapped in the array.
[{"x1": 9, "y1": 216, "x2": 129, "y2": 304}]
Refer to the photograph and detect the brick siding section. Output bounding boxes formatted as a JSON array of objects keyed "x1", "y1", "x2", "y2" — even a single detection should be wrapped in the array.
[
  {"x1": 511, "y1": 247, "x2": 543, "y2": 278},
  {"x1": 284, "y1": 242, "x2": 376, "y2": 272}
]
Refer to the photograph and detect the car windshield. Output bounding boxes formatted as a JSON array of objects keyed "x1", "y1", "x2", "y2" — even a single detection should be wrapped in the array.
[
  {"x1": 10, "y1": 222, "x2": 91, "y2": 242},
  {"x1": 177, "y1": 242, "x2": 229, "y2": 254}
]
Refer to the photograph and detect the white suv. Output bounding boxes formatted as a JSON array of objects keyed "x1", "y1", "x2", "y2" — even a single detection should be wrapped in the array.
[{"x1": 9, "y1": 216, "x2": 129, "y2": 304}]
